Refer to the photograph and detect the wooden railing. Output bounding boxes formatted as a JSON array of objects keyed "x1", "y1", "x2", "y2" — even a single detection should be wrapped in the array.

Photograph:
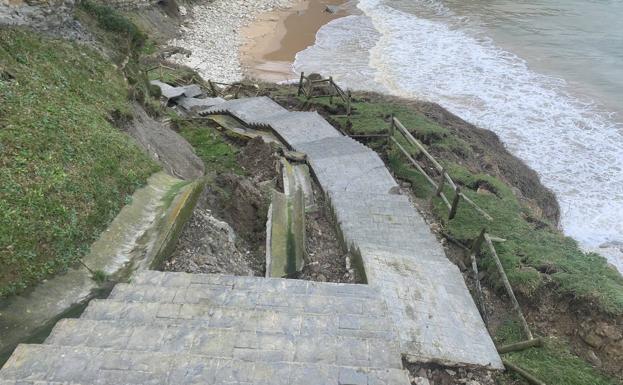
[
  {"x1": 146, "y1": 64, "x2": 201, "y2": 87},
  {"x1": 336, "y1": 109, "x2": 544, "y2": 383},
  {"x1": 147, "y1": 64, "x2": 259, "y2": 99},
  {"x1": 297, "y1": 72, "x2": 352, "y2": 116},
  {"x1": 389, "y1": 116, "x2": 493, "y2": 221}
]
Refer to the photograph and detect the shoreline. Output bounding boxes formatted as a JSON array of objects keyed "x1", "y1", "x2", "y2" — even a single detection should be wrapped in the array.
[
  {"x1": 167, "y1": 0, "x2": 297, "y2": 83},
  {"x1": 240, "y1": 0, "x2": 353, "y2": 82}
]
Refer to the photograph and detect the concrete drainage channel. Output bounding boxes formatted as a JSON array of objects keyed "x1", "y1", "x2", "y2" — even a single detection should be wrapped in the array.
[{"x1": 265, "y1": 159, "x2": 309, "y2": 278}]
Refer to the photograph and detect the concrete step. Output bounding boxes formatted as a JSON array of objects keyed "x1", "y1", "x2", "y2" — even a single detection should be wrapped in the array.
[
  {"x1": 45, "y1": 318, "x2": 402, "y2": 370},
  {"x1": 308, "y1": 152, "x2": 398, "y2": 195},
  {"x1": 0, "y1": 344, "x2": 410, "y2": 385},
  {"x1": 130, "y1": 271, "x2": 380, "y2": 298},
  {"x1": 262, "y1": 111, "x2": 341, "y2": 147},
  {"x1": 296, "y1": 136, "x2": 371, "y2": 160},
  {"x1": 107, "y1": 282, "x2": 388, "y2": 313},
  {"x1": 79, "y1": 300, "x2": 396, "y2": 341}
]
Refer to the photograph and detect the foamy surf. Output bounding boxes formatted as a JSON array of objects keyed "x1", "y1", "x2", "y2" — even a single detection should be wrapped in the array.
[{"x1": 294, "y1": 0, "x2": 623, "y2": 272}]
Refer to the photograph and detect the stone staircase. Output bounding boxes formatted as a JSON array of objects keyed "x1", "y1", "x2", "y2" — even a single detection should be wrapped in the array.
[
  {"x1": 0, "y1": 95, "x2": 504, "y2": 383},
  {"x1": 0, "y1": 271, "x2": 410, "y2": 385},
  {"x1": 203, "y1": 97, "x2": 503, "y2": 369}
]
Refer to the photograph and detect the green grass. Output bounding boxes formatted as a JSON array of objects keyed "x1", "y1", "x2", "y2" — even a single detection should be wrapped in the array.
[
  {"x1": 79, "y1": 0, "x2": 146, "y2": 50},
  {"x1": 175, "y1": 119, "x2": 244, "y2": 175},
  {"x1": 0, "y1": 28, "x2": 159, "y2": 297},
  {"x1": 496, "y1": 321, "x2": 617, "y2": 385},
  {"x1": 329, "y1": 97, "x2": 623, "y2": 315}
]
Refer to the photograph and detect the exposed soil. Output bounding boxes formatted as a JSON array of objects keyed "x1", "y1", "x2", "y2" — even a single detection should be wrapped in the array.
[
  {"x1": 163, "y1": 188, "x2": 256, "y2": 275},
  {"x1": 298, "y1": 189, "x2": 356, "y2": 284},
  {"x1": 405, "y1": 361, "x2": 497, "y2": 385},
  {"x1": 524, "y1": 291, "x2": 623, "y2": 380},
  {"x1": 165, "y1": 137, "x2": 278, "y2": 276}
]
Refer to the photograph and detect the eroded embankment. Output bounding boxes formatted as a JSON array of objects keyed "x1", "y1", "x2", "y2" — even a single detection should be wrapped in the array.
[{"x1": 161, "y1": 117, "x2": 354, "y2": 283}]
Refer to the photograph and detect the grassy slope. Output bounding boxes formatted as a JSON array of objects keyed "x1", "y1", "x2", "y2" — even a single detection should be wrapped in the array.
[
  {"x1": 0, "y1": 28, "x2": 159, "y2": 297},
  {"x1": 174, "y1": 119, "x2": 244, "y2": 175},
  {"x1": 324, "y1": 96, "x2": 623, "y2": 314},
  {"x1": 303, "y1": 95, "x2": 622, "y2": 384}
]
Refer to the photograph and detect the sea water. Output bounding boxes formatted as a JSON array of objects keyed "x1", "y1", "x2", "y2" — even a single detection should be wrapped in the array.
[{"x1": 294, "y1": 0, "x2": 623, "y2": 271}]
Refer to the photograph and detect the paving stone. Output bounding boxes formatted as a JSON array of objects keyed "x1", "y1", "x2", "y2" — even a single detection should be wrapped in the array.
[
  {"x1": 264, "y1": 111, "x2": 342, "y2": 147},
  {"x1": 0, "y1": 345, "x2": 409, "y2": 385},
  {"x1": 0, "y1": 96, "x2": 501, "y2": 385},
  {"x1": 202, "y1": 96, "x2": 287, "y2": 126},
  {"x1": 150, "y1": 80, "x2": 184, "y2": 99},
  {"x1": 176, "y1": 96, "x2": 225, "y2": 111}
]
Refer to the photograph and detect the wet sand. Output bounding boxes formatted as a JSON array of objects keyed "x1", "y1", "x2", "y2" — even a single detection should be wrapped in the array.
[{"x1": 241, "y1": 0, "x2": 353, "y2": 82}]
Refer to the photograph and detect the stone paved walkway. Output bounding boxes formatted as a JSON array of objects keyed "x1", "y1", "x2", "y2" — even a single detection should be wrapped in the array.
[
  {"x1": 203, "y1": 97, "x2": 503, "y2": 369},
  {"x1": 0, "y1": 96, "x2": 502, "y2": 385}
]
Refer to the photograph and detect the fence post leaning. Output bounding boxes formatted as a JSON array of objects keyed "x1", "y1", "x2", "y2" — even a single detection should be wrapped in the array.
[
  {"x1": 297, "y1": 72, "x2": 305, "y2": 96},
  {"x1": 431, "y1": 167, "x2": 446, "y2": 207},
  {"x1": 449, "y1": 187, "x2": 461, "y2": 219},
  {"x1": 208, "y1": 80, "x2": 218, "y2": 97},
  {"x1": 485, "y1": 234, "x2": 533, "y2": 340},
  {"x1": 347, "y1": 90, "x2": 352, "y2": 116},
  {"x1": 388, "y1": 114, "x2": 395, "y2": 148},
  {"x1": 470, "y1": 229, "x2": 488, "y2": 324}
]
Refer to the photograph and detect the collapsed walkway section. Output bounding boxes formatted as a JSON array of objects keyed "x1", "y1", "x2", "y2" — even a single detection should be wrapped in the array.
[{"x1": 202, "y1": 97, "x2": 503, "y2": 369}]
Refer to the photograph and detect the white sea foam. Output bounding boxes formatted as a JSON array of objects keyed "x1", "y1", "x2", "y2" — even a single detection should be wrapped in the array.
[{"x1": 294, "y1": 0, "x2": 623, "y2": 271}]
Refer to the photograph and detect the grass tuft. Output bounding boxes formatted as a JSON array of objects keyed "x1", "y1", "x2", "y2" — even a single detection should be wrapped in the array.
[{"x1": 174, "y1": 119, "x2": 245, "y2": 175}]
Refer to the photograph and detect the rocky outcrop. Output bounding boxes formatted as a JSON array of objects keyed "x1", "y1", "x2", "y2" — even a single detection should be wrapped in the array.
[
  {"x1": 125, "y1": 103, "x2": 205, "y2": 180},
  {"x1": 0, "y1": 0, "x2": 86, "y2": 40}
]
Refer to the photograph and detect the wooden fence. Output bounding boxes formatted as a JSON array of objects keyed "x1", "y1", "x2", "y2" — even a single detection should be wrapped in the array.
[
  {"x1": 387, "y1": 116, "x2": 537, "y2": 338},
  {"x1": 386, "y1": 116, "x2": 542, "y2": 383},
  {"x1": 297, "y1": 72, "x2": 352, "y2": 116},
  {"x1": 389, "y1": 116, "x2": 493, "y2": 221},
  {"x1": 146, "y1": 64, "x2": 251, "y2": 98},
  {"x1": 146, "y1": 64, "x2": 201, "y2": 87}
]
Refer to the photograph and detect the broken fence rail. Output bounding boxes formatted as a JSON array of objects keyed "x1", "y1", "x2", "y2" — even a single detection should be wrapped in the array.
[
  {"x1": 297, "y1": 72, "x2": 352, "y2": 116},
  {"x1": 147, "y1": 64, "x2": 257, "y2": 99},
  {"x1": 146, "y1": 64, "x2": 202, "y2": 87}
]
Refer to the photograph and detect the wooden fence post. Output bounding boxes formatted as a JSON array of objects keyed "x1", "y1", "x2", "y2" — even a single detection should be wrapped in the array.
[
  {"x1": 430, "y1": 167, "x2": 446, "y2": 207},
  {"x1": 388, "y1": 114, "x2": 395, "y2": 148},
  {"x1": 502, "y1": 360, "x2": 546, "y2": 385},
  {"x1": 485, "y1": 234, "x2": 533, "y2": 340},
  {"x1": 297, "y1": 72, "x2": 305, "y2": 96},
  {"x1": 470, "y1": 228, "x2": 487, "y2": 323},
  {"x1": 347, "y1": 90, "x2": 352, "y2": 116},
  {"x1": 329, "y1": 76, "x2": 334, "y2": 105},
  {"x1": 448, "y1": 187, "x2": 461, "y2": 219},
  {"x1": 208, "y1": 80, "x2": 218, "y2": 97}
]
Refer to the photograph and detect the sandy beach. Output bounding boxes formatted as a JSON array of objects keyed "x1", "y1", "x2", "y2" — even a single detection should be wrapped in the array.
[
  {"x1": 168, "y1": 0, "x2": 351, "y2": 83},
  {"x1": 240, "y1": 0, "x2": 352, "y2": 82},
  {"x1": 168, "y1": 0, "x2": 297, "y2": 83}
]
